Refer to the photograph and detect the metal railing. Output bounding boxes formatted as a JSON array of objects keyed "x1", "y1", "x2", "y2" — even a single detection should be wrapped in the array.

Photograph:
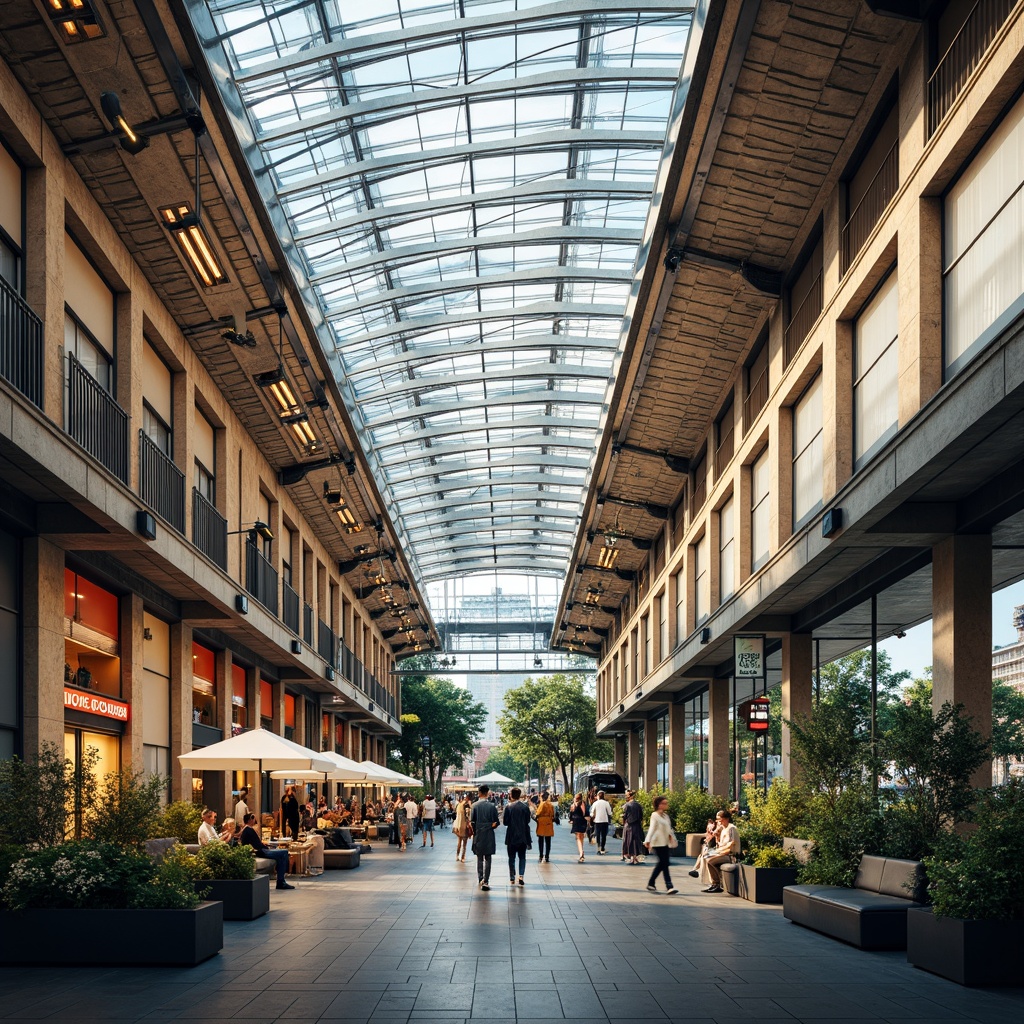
[
  {"x1": 66, "y1": 353, "x2": 129, "y2": 483},
  {"x1": 784, "y1": 271, "x2": 823, "y2": 367},
  {"x1": 318, "y1": 619, "x2": 337, "y2": 666},
  {"x1": 0, "y1": 275, "x2": 43, "y2": 407},
  {"x1": 303, "y1": 602, "x2": 314, "y2": 645},
  {"x1": 714, "y1": 425, "x2": 733, "y2": 479},
  {"x1": 338, "y1": 641, "x2": 395, "y2": 715},
  {"x1": 928, "y1": 0, "x2": 1014, "y2": 136},
  {"x1": 282, "y1": 580, "x2": 300, "y2": 634},
  {"x1": 192, "y1": 488, "x2": 227, "y2": 569},
  {"x1": 841, "y1": 141, "x2": 899, "y2": 275},
  {"x1": 138, "y1": 430, "x2": 184, "y2": 533},
  {"x1": 245, "y1": 538, "x2": 278, "y2": 615}
]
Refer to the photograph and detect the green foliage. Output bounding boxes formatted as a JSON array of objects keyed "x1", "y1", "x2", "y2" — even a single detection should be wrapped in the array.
[
  {"x1": 925, "y1": 779, "x2": 1024, "y2": 921},
  {"x1": 84, "y1": 767, "x2": 167, "y2": 849},
  {"x1": 745, "y1": 779, "x2": 808, "y2": 839},
  {"x1": 393, "y1": 671, "x2": 487, "y2": 793},
  {"x1": 0, "y1": 743, "x2": 79, "y2": 847},
  {"x1": 195, "y1": 841, "x2": 256, "y2": 880},
  {"x1": 798, "y1": 787, "x2": 882, "y2": 887},
  {"x1": 499, "y1": 674, "x2": 609, "y2": 793},
  {"x1": 0, "y1": 841, "x2": 200, "y2": 911},
  {"x1": 818, "y1": 649, "x2": 910, "y2": 736},
  {"x1": 878, "y1": 700, "x2": 988, "y2": 859},
  {"x1": 673, "y1": 787, "x2": 728, "y2": 835},
  {"x1": 749, "y1": 845, "x2": 800, "y2": 869},
  {"x1": 483, "y1": 747, "x2": 526, "y2": 782},
  {"x1": 152, "y1": 801, "x2": 204, "y2": 844}
]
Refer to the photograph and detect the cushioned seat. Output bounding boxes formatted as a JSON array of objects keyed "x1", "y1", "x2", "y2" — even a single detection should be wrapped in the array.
[
  {"x1": 720, "y1": 861, "x2": 741, "y2": 896},
  {"x1": 322, "y1": 848, "x2": 361, "y2": 869}
]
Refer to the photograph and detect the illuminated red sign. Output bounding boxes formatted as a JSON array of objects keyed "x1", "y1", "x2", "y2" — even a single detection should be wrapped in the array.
[
  {"x1": 747, "y1": 696, "x2": 770, "y2": 732},
  {"x1": 64, "y1": 688, "x2": 130, "y2": 722}
]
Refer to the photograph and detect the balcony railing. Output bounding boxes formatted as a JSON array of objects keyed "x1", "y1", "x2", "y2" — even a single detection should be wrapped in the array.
[
  {"x1": 245, "y1": 538, "x2": 278, "y2": 615},
  {"x1": 138, "y1": 430, "x2": 184, "y2": 533},
  {"x1": 784, "y1": 271, "x2": 823, "y2": 367},
  {"x1": 841, "y1": 141, "x2": 899, "y2": 275},
  {"x1": 318, "y1": 619, "x2": 337, "y2": 666},
  {"x1": 303, "y1": 602, "x2": 314, "y2": 645},
  {"x1": 282, "y1": 580, "x2": 300, "y2": 634},
  {"x1": 192, "y1": 488, "x2": 227, "y2": 569},
  {"x1": 66, "y1": 353, "x2": 129, "y2": 483},
  {"x1": 0, "y1": 275, "x2": 43, "y2": 407},
  {"x1": 928, "y1": 0, "x2": 1014, "y2": 137}
]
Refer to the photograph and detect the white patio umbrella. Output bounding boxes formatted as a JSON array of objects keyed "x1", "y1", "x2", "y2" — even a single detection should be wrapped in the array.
[
  {"x1": 178, "y1": 729, "x2": 335, "y2": 817},
  {"x1": 358, "y1": 758, "x2": 423, "y2": 787},
  {"x1": 470, "y1": 770, "x2": 517, "y2": 786}
]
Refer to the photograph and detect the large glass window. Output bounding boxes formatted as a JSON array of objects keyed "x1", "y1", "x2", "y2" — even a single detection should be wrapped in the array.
[
  {"x1": 719, "y1": 496, "x2": 735, "y2": 603},
  {"x1": 854, "y1": 272, "x2": 899, "y2": 465},
  {"x1": 194, "y1": 409, "x2": 216, "y2": 502},
  {"x1": 192, "y1": 641, "x2": 217, "y2": 727},
  {"x1": 64, "y1": 567, "x2": 121, "y2": 699},
  {"x1": 694, "y1": 531, "x2": 709, "y2": 626},
  {"x1": 682, "y1": 688, "x2": 709, "y2": 789},
  {"x1": 64, "y1": 234, "x2": 114, "y2": 391},
  {"x1": 142, "y1": 339, "x2": 173, "y2": 456},
  {"x1": 642, "y1": 615, "x2": 651, "y2": 676},
  {"x1": 674, "y1": 566, "x2": 686, "y2": 643},
  {"x1": 751, "y1": 449, "x2": 771, "y2": 571},
  {"x1": 945, "y1": 91, "x2": 1024, "y2": 374},
  {"x1": 0, "y1": 142, "x2": 23, "y2": 290},
  {"x1": 793, "y1": 374, "x2": 823, "y2": 525},
  {"x1": 657, "y1": 594, "x2": 668, "y2": 663}
]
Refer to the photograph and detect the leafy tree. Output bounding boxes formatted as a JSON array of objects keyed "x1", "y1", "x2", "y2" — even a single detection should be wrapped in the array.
[
  {"x1": 0, "y1": 742, "x2": 80, "y2": 847},
  {"x1": 393, "y1": 667, "x2": 487, "y2": 794},
  {"x1": 84, "y1": 766, "x2": 168, "y2": 849},
  {"x1": 818, "y1": 648, "x2": 910, "y2": 736},
  {"x1": 483, "y1": 747, "x2": 525, "y2": 783},
  {"x1": 499, "y1": 674, "x2": 610, "y2": 792}
]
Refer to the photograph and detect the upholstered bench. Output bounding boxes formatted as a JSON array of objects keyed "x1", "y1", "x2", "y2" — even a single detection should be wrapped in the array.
[
  {"x1": 783, "y1": 854, "x2": 926, "y2": 950},
  {"x1": 322, "y1": 847, "x2": 361, "y2": 869}
]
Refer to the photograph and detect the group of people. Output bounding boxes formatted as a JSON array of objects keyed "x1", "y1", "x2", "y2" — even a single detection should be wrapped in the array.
[{"x1": 197, "y1": 806, "x2": 295, "y2": 890}]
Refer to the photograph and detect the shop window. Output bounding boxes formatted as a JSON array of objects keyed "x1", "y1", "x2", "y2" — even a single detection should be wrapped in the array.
[
  {"x1": 284, "y1": 692, "x2": 296, "y2": 741},
  {"x1": 944, "y1": 90, "x2": 1024, "y2": 375},
  {"x1": 231, "y1": 662, "x2": 247, "y2": 734},
  {"x1": 854, "y1": 271, "x2": 899, "y2": 466},
  {"x1": 64, "y1": 568, "x2": 120, "y2": 698},
  {"x1": 192, "y1": 641, "x2": 217, "y2": 726},
  {"x1": 65, "y1": 727, "x2": 120, "y2": 836},
  {"x1": 260, "y1": 678, "x2": 273, "y2": 730}
]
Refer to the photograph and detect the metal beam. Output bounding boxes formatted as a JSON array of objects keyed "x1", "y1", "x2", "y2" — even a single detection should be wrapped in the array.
[
  {"x1": 406, "y1": 519, "x2": 578, "y2": 540},
  {"x1": 385, "y1": 455, "x2": 592, "y2": 487},
  {"x1": 389, "y1": 473, "x2": 587, "y2": 500},
  {"x1": 357, "y1": 388, "x2": 607, "y2": 425},
  {"x1": 371, "y1": 416, "x2": 597, "y2": 451},
  {"x1": 379, "y1": 433, "x2": 598, "y2": 469},
  {"x1": 398, "y1": 495, "x2": 583, "y2": 520}
]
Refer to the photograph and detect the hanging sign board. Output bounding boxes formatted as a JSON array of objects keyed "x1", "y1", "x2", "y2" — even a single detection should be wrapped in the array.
[
  {"x1": 734, "y1": 634, "x2": 766, "y2": 679},
  {"x1": 747, "y1": 696, "x2": 770, "y2": 733}
]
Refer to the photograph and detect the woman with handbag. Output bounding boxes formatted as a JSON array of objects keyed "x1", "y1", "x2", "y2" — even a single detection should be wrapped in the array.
[
  {"x1": 534, "y1": 791, "x2": 555, "y2": 863},
  {"x1": 643, "y1": 795, "x2": 678, "y2": 894},
  {"x1": 620, "y1": 789, "x2": 644, "y2": 865},
  {"x1": 453, "y1": 793, "x2": 473, "y2": 862},
  {"x1": 568, "y1": 792, "x2": 590, "y2": 863}
]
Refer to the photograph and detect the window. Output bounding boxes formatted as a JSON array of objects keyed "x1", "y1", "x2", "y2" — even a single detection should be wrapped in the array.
[
  {"x1": 674, "y1": 566, "x2": 686, "y2": 642},
  {"x1": 854, "y1": 271, "x2": 899, "y2": 465},
  {"x1": 944, "y1": 90, "x2": 1024, "y2": 375},
  {"x1": 715, "y1": 398, "x2": 734, "y2": 478},
  {"x1": 694, "y1": 531, "x2": 709, "y2": 626},
  {"x1": 751, "y1": 448, "x2": 771, "y2": 571},
  {"x1": 142, "y1": 340, "x2": 173, "y2": 455},
  {"x1": 0, "y1": 142, "x2": 22, "y2": 290},
  {"x1": 142, "y1": 403, "x2": 172, "y2": 456},
  {"x1": 64, "y1": 311, "x2": 110, "y2": 391},
  {"x1": 657, "y1": 594, "x2": 668, "y2": 662},
  {"x1": 64, "y1": 234, "x2": 114, "y2": 389},
  {"x1": 785, "y1": 236, "x2": 823, "y2": 366},
  {"x1": 281, "y1": 525, "x2": 293, "y2": 586},
  {"x1": 642, "y1": 615, "x2": 651, "y2": 676},
  {"x1": 194, "y1": 409, "x2": 215, "y2": 503},
  {"x1": 745, "y1": 331, "x2": 769, "y2": 426},
  {"x1": 258, "y1": 493, "x2": 272, "y2": 558},
  {"x1": 630, "y1": 628, "x2": 638, "y2": 690},
  {"x1": 719, "y1": 496, "x2": 735, "y2": 603},
  {"x1": 691, "y1": 450, "x2": 707, "y2": 518},
  {"x1": 793, "y1": 374, "x2": 823, "y2": 525}
]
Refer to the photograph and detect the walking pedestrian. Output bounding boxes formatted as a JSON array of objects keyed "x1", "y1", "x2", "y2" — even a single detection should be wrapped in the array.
[
  {"x1": 590, "y1": 790, "x2": 612, "y2": 854},
  {"x1": 471, "y1": 784, "x2": 500, "y2": 890},
  {"x1": 393, "y1": 793, "x2": 409, "y2": 851},
  {"x1": 421, "y1": 793, "x2": 437, "y2": 847},
  {"x1": 535, "y1": 790, "x2": 555, "y2": 863},
  {"x1": 280, "y1": 785, "x2": 301, "y2": 841},
  {"x1": 620, "y1": 789, "x2": 644, "y2": 865},
  {"x1": 503, "y1": 786, "x2": 532, "y2": 886},
  {"x1": 568, "y1": 792, "x2": 590, "y2": 862},
  {"x1": 453, "y1": 794, "x2": 472, "y2": 861},
  {"x1": 643, "y1": 795, "x2": 678, "y2": 895}
]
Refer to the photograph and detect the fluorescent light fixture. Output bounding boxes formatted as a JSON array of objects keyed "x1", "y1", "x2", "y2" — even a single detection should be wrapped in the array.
[
  {"x1": 159, "y1": 203, "x2": 227, "y2": 288},
  {"x1": 255, "y1": 366, "x2": 301, "y2": 417},
  {"x1": 48, "y1": 0, "x2": 105, "y2": 43},
  {"x1": 99, "y1": 92, "x2": 147, "y2": 154},
  {"x1": 596, "y1": 545, "x2": 619, "y2": 569}
]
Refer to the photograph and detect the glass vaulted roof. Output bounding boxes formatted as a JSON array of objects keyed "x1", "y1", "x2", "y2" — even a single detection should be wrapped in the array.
[{"x1": 189, "y1": 0, "x2": 691, "y2": 583}]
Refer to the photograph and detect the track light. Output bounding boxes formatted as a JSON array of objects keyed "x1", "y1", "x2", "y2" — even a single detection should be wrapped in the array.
[
  {"x1": 99, "y1": 92, "x2": 147, "y2": 154},
  {"x1": 159, "y1": 203, "x2": 227, "y2": 288},
  {"x1": 256, "y1": 366, "x2": 301, "y2": 417},
  {"x1": 323, "y1": 481, "x2": 342, "y2": 505},
  {"x1": 597, "y1": 546, "x2": 619, "y2": 569},
  {"x1": 228, "y1": 521, "x2": 273, "y2": 544},
  {"x1": 282, "y1": 411, "x2": 319, "y2": 452},
  {"x1": 48, "y1": 0, "x2": 105, "y2": 44}
]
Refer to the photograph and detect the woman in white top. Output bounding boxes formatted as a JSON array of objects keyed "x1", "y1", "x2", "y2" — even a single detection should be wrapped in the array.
[{"x1": 643, "y1": 795, "x2": 678, "y2": 895}]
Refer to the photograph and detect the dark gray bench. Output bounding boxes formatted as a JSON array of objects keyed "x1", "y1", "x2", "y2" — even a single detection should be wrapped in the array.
[
  {"x1": 323, "y1": 848, "x2": 361, "y2": 869},
  {"x1": 783, "y1": 854, "x2": 926, "y2": 950}
]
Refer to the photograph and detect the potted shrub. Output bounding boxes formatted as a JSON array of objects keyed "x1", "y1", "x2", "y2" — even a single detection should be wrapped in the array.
[
  {"x1": 194, "y1": 842, "x2": 269, "y2": 921},
  {"x1": 734, "y1": 780, "x2": 807, "y2": 903},
  {"x1": 908, "y1": 779, "x2": 1024, "y2": 986},
  {"x1": 672, "y1": 787, "x2": 727, "y2": 857}
]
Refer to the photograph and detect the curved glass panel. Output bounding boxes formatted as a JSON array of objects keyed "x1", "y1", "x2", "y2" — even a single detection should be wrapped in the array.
[{"x1": 190, "y1": 0, "x2": 690, "y2": 583}]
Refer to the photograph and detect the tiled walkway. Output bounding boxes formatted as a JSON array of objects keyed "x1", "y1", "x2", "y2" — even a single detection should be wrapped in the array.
[{"x1": 1, "y1": 827, "x2": 1022, "y2": 1022}]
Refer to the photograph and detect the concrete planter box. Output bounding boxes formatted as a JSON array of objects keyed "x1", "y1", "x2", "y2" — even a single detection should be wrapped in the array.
[
  {"x1": 0, "y1": 901, "x2": 223, "y2": 966},
  {"x1": 738, "y1": 862, "x2": 799, "y2": 904},
  {"x1": 685, "y1": 833, "x2": 705, "y2": 858},
  {"x1": 907, "y1": 907, "x2": 1024, "y2": 986},
  {"x1": 196, "y1": 875, "x2": 269, "y2": 920}
]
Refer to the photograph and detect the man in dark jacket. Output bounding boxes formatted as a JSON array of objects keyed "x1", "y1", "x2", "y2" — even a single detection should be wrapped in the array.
[
  {"x1": 470, "y1": 784, "x2": 500, "y2": 890},
  {"x1": 503, "y1": 787, "x2": 532, "y2": 886}
]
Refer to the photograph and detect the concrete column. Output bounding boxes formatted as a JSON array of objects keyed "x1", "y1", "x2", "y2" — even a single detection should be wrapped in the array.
[
  {"x1": 270, "y1": 679, "x2": 284, "y2": 821},
  {"x1": 932, "y1": 534, "x2": 992, "y2": 789},
  {"x1": 627, "y1": 729, "x2": 640, "y2": 790},
  {"x1": 771, "y1": 402, "x2": 793, "y2": 548},
  {"x1": 169, "y1": 621, "x2": 193, "y2": 803},
  {"x1": 707, "y1": 678, "x2": 731, "y2": 798},
  {"x1": 613, "y1": 735, "x2": 626, "y2": 777},
  {"x1": 120, "y1": 593, "x2": 145, "y2": 771},
  {"x1": 644, "y1": 718, "x2": 658, "y2": 790},
  {"x1": 117, "y1": 279, "x2": 144, "y2": 492},
  {"x1": 781, "y1": 633, "x2": 814, "y2": 782},
  {"x1": 21, "y1": 537, "x2": 65, "y2": 757},
  {"x1": 667, "y1": 701, "x2": 687, "y2": 791}
]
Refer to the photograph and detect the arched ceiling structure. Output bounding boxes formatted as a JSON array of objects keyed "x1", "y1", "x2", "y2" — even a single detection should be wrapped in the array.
[{"x1": 185, "y1": 0, "x2": 692, "y2": 586}]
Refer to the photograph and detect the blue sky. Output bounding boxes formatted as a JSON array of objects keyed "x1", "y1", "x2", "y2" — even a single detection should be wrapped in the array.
[{"x1": 877, "y1": 578, "x2": 1024, "y2": 681}]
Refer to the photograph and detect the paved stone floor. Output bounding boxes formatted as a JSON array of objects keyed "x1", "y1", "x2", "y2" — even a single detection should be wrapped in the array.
[{"x1": 1, "y1": 827, "x2": 1022, "y2": 1022}]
